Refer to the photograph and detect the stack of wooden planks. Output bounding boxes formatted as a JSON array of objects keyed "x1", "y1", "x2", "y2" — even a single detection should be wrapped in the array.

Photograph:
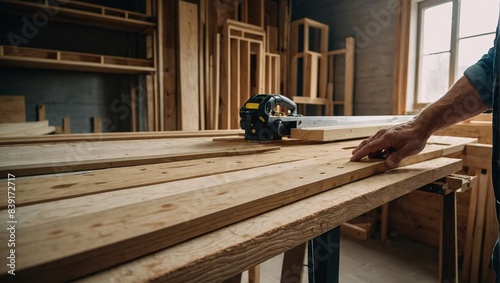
[
  {"x1": 0, "y1": 96, "x2": 55, "y2": 136},
  {"x1": 0, "y1": 132, "x2": 475, "y2": 282}
]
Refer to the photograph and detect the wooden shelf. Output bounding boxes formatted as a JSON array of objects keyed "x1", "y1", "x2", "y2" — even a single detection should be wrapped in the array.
[
  {"x1": 0, "y1": 0, "x2": 155, "y2": 32},
  {"x1": 0, "y1": 45, "x2": 155, "y2": 74}
]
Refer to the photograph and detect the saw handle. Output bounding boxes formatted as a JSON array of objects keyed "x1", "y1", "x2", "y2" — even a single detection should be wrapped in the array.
[{"x1": 272, "y1": 94, "x2": 297, "y2": 115}]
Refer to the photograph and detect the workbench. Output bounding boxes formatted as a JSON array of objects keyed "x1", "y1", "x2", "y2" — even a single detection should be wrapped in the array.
[{"x1": 0, "y1": 132, "x2": 475, "y2": 282}]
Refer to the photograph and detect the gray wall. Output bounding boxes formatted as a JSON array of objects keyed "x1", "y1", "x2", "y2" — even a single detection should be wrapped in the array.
[
  {"x1": 0, "y1": 68, "x2": 133, "y2": 133},
  {"x1": 292, "y1": 0, "x2": 399, "y2": 115}
]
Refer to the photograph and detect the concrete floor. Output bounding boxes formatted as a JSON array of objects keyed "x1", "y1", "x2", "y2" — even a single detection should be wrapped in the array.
[{"x1": 242, "y1": 235, "x2": 439, "y2": 283}]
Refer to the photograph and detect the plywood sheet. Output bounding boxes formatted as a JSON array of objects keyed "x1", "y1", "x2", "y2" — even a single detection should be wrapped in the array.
[{"x1": 0, "y1": 96, "x2": 25, "y2": 123}]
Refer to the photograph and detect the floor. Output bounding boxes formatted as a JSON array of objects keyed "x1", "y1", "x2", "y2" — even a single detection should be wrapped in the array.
[{"x1": 242, "y1": 235, "x2": 439, "y2": 283}]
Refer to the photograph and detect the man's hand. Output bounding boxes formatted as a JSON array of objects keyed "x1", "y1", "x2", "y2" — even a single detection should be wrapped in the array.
[{"x1": 350, "y1": 120, "x2": 430, "y2": 169}]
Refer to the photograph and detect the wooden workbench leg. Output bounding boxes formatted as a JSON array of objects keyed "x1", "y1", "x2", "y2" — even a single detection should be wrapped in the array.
[
  {"x1": 440, "y1": 191, "x2": 458, "y2": 283},
  {"x1": 281, "y1": 242, "x2": 307, "y2": 282},
  {"x1": 223, "y1": 273, "x2": 242, "y2": 283},
  {"x1": 307, "y1": 226, "x2": 340, "y2": 283}
]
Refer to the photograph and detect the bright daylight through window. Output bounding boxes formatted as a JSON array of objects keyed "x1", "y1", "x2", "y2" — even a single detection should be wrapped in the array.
[{"x1": 415, "y1": 0, "x2": 498, "y2": 106}]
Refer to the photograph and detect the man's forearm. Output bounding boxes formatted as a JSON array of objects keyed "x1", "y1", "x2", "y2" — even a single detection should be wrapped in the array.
[{"x1": 412, "y1": 76, "x2": 489, "y2": 137}]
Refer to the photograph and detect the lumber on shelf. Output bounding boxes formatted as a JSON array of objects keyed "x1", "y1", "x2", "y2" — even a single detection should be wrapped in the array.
[
  {"x1": 0, "y1": 0, "x2": 155, "y2": 31},
  {"x1": 0, "y1": 121, "x2": 54, "y2": 137},
  {"x1": 0, "y1": 45, "x2": 155, "y2": 74}
]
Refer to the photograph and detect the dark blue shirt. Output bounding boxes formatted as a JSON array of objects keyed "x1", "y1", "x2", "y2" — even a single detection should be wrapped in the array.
[{"x1": 463, "y1": 23, "x2": 500, "y2": 226}]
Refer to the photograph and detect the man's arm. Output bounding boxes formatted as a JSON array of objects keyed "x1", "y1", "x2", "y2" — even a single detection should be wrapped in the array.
[{"x1": 350, "y1": 75, "x2": 489, "y2": 168}]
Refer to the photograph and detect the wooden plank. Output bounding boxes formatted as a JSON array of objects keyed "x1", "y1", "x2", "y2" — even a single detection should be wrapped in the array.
[
  {"x1": 240, "y1": 41, "x2": 250, "y2": 104},
  {"x1": 281, "y1": 242, "x2": 306, "y2": 283},
  {"x1": 344, "y1": 37, "x2": 355, "y2": 116},
  {"x1": 469, "y1": 169, "x2": 489, "y2": 282},
  {"x1": 157, "y1": 0, "x2": 165, "y2": 131},
  {"x1": 178, "y1": 1, "x2": 200, "y2": 130},
  {"x1": 76, "y1": 157, "x2": 462, "y2": 283},
  {"x1": 248, "y1": 265, "x2": 260, "y2": 283},
  {"x1": 247, "y1": 0, "x2": 264, "y2": 27},
  {"x1": 481, "y1": 174, "x2": 497, "y2": 282},
  {"x1": 392, "y1": 0, "x2": 410, "y2": 115},
  {"x1": 146, "y1": 74, "x2": 155, "y2": 131},
  {"x1": 266, "y1": 26, "x2": 279, "y2": 53},
  {"x1": 0, "y1": 130, "x2": 243, "y2": 145},
  {"x1": 92, "y1": 116, "x2": 102, "y2": 133},
  {"x1": 0, "y1": 137, "x2": 471, "y2": 281},
  {"x1": 380, "y1": 203, "x2": 389, "y2": 242},
  {"x1": 0, "y1": 121, "x2": 54, "y2": 137},
  {"x1": 439, "y1": 191, "x2": 458, "y2": 282},
  {"x1": 292, "y1": 96, "x2": 329, "y2": 105},
  {"x1": 164, "y1": 0, "x2": 178, "y2": 130},
  {"x1": 5, "y1": 139, "x2": 359, "y2": 208},
  {"x1": 0, "y1": 137, "x2": 279, "y2": 177},
  {"x1": 290, "y1": 123, "x2": 400, "y2": 141},
  {"x1": 435, "y1": 122, "x2": 492, "y2": 144},
  {"x1": 341, "y1": 222, "x2": 370, "y2": 240},
  {"x1": 230, "y1": 38, "x2": 240, "y2": 129},
  {"x1": 215, "y1": 33, "x2": 221, "y2": 130},
  {"x1": 221, "y1": 23, "x2": 231, "y2": 129},
  {"x1": 0, "y1": 96, "x2": 25, "y2": 123},
  {"x1": 37, "y1": 104, "x2": 46, "y2": 121}
]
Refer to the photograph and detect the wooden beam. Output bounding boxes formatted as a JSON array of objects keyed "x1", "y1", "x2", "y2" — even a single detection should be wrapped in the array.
[
  {"x1": 157, "y1": 0, "x2": 165, "y2": 130},
  {"x1": 469, "y1": 169, "x2": 489, "y2": 282},
  {"x1": 178, "y1": 1, "x2": 200, "y2": 130},
  {"x1": 37, "y1": 104, "x2": 46, "y2": 121},
  {"x1": 63, "y1": 117, "x2": 71, "y2": 134},
  {"x1": 92, "y1": 116, "x2": 102, "y2": 133},
  {"x1": 164, "y1": 0, "x2": 178, "y2": 130},
  {"x1": 281, "y1": 242, "x2": 306, "y2": 283},
  {"x1": 392, "y1": 0, "x2": 411, "y2": 115},
  {"x1": 248, "y1": 265, "x2": 260, "y2": 283},
  {"x1": 344, "y1": 37, "x2": 355, "y2": 116},
  {"x1": 341, "y1": 222, "x2": 370, "y2": 240}
]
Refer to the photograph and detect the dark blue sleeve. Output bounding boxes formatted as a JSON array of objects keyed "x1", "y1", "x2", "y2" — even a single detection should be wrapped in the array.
[{"x1": 463, "y1": 47, "x2": 494, "y2": 108}]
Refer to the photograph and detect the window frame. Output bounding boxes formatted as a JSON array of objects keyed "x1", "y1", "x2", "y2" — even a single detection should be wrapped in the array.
[{"x1": 413, "y1": 0, "x2": 458, "y2": 109}]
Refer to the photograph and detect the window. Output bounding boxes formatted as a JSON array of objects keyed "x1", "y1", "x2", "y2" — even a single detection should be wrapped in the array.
[{"x1": 412, "y1": 0, "x2": 498, "y2": 109}]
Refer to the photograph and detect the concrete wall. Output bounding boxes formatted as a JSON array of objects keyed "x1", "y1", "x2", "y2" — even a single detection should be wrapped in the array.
[
  {"x1": 0, "y1": 68, "x2": 133, "y2": 133},
  {"x1": 292, "y1": 0, "x2": 399, "y2": 115}
]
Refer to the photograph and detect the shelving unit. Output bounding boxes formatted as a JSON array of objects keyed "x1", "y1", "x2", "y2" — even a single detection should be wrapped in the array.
[
  {"x1": 0, "y1": 0, "x2": 155, "y2": 31},
  {"x1": 0, "y1": 45, "x2": 155, "y2": 74},
  {"x1": 0, "y1": 0, "x2": 163, "y2": 131}
]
